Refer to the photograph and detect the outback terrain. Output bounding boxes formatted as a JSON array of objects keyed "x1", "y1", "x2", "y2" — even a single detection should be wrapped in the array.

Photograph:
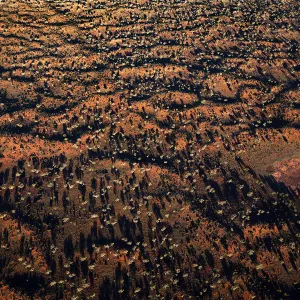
[{"x1": 0, "y1": 0, "x2": 300, "y2": 299}]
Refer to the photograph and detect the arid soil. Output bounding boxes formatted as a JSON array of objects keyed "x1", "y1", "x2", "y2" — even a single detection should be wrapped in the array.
[{"x1": 0, "y1": 0, "x2": 299, "y2": 299}]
